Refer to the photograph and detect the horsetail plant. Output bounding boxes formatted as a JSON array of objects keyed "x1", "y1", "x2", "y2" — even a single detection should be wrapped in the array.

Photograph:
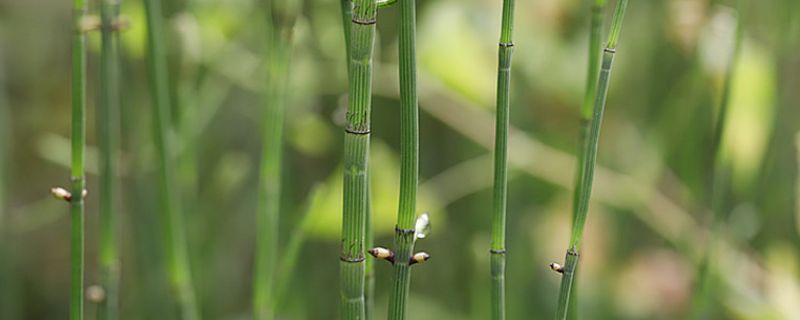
[
  {"x1": 143, "y1": 0, "x2": 200, "y2": 318},
  {"x1": 690, "y1": 3, "x2": 743, "y2": 317},
  {"x1": 68, "y1": 0, "x2": 88, "y2": 318},
  {"x1": 97, "y1": 0, "x2": 122, "y2": 318},
  {"x1": 383, "y1": 0, "x2": 428, "y2": 317},
  {"x1": 253, "y1": 0, "x2": 298, "y2": 318},
  {"x1": 566, "y1": 1, "x2": 607, "y2": 317},
  {"x1": 340, "y1": 0, "x2": 378, "y2": 318},
  {"x1": 489, "y1": 0, "x2": 516, "y2": 317},
  {"x1": 553, "y1": 1, "x2": 629, "y2": 319}
]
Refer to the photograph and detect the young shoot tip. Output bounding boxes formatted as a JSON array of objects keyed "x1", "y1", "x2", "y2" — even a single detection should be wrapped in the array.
[{"x1": 368, "y1": 247, "x2": 395, "y2": 263}]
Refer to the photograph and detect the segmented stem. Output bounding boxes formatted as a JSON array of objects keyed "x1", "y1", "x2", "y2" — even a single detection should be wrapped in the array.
[
  {"x1": 71, "y1": 0, "x2": 87, "y2": 318},
  {"x1": 555, "y1": 1, "x2": 628, "y2": 319},
  {"x1": 340, "y1": 0, "x2": 377, "y2": 318}
]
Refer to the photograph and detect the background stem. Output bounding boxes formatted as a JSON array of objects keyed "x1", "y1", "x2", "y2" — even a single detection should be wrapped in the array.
[
  {"x1": 143, "y1": 0, "x2": 200, "y2": 318},
  {"x1": 97, "y1": 0, "x2": 122, "y2": 318}
]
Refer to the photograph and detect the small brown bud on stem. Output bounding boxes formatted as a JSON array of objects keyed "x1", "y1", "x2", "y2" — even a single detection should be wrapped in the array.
[
  {"x1": 549, "y1": 262, "x2": 564, "y2": 274},
  {"x1": 409, "y1": 252, "x2": 430, "y2": 265},
  {"x1": 368, "y1": 247, "x2": 395, "y2": 264}
]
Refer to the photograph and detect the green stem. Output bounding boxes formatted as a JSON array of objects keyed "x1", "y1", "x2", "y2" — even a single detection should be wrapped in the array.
[
  {"x1": 490, "y1": 0, "x2": 515, "y2": 318},
  {"x1": 568, "y1": 2, "x2": 606, "y2": 318},
  {"x1": 340, "y1": 0, "x2": 377, "y2": 318},
  {"x1": 143, "y1": 0, "x2": 200, "y2": 318},
  {"x1": 387, "y1": 0, "x2": 421, "y2": 317},
  {"x1": 254, "y1": 1, "x2": 297, "y2": 317},
  {"x1": 98, "y1": 0, "x2": 122, "y2": 319},
  {"x1": 555, "y1": 1, "x2": 628, "y2": 319},
  {"x1": 71, "y1": 0, "x2": 87, "y2": 318},
  {"x1": 689, "y1": 2, "x2": 743, "y2": 317}
]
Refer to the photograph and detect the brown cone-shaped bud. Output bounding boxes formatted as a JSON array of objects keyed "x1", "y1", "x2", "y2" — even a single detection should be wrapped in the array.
[
  {"x1": 51, "y1": 187, "x2": 72, "y2": 202},
  {"x1": 549, "y1": 262, "x2": 564, "y2": 274},
  {"x1": 409, "y1": 252, "x2": 430, "y2": 265},
  {"x1": 368, "y1": 247, "x2": 395, "y2": 263}
]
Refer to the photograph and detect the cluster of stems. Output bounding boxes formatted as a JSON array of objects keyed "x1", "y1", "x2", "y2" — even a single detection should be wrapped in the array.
[
  {"x1": 70, "y1": 0, "x2": 88, "y2": 318},
  {"x1": 142, "y1": 0, "x2": 200, "y2": 318},
  {"x1": 554, "y1": 1, "x2": 629, "y2": 319},
  {"x1": 97, "y1": 0, "x2": 122, "y2": 319},
  {"x1": 489, "y1": 0, "x2": 516, "y2": 317},
  {"x1": 689, "y1": 1, "x2": 743, "y2": 317},
  {"x1": 253, "y1": 0, "x2": 298, "y2": 318},
  {"x1": 339, "y1": 0, "x2": 377, "y2": 318}
]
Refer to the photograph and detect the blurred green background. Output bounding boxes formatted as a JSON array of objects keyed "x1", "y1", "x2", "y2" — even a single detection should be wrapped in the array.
[{"x1": 1, "y1": 0, "x2": 799, "y2": 319}]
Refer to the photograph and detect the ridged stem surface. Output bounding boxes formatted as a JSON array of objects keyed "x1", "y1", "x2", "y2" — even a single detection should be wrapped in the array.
[
  {"x1": 340, "y1": 0, "x2": 377, "y2": 318},
  {"x1": 98, "y1": 0, "x2": 122, "y2": 319},
  {"x1": 490, "y1": 0, "x2": 515, "y2": 318},
  {"x1": 555, "y1": 1, "x2": 628, "y2": 319},
  {"x1": 143, "y1": 0, "x2": 200, "y2": 318},
  {"x1": 70, "y1": 0, "x2": 87, "y2": 318},
  {"x1": 386, "y1": 0, "x2": 420, "y2": 318}
]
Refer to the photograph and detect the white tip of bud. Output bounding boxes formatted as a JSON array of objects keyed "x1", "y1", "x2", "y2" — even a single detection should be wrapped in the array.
[
  {"x1": 414, "y1": 212, "x2": 431, "y2": 239},
  {"x1": 410, "y1": 252, "x2": 430, "y2": 265},
  {"x1": 86, "y1": 285, "x2": 106, "y2": 303},
  {"x1": 81, "y1": 189, "x2": 88, "y2": 198},
  {"x1": 50, "y1": 187, "x2": 72, "y2": 201},
  {"x1": 549, "y1": 263, "x2": 564, "y2": 274},
  {"x1": 368, "y1": 247, "x2": 394, "y2": 260}
]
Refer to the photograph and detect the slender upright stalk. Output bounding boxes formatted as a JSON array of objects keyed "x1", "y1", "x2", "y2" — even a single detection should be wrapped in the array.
[
  {"x1": 554, "y1": 1, "x2": 628, "y2": 319},
  {"x1": 97, "y1": 0, "x2": 122, "y2": 319},
  {"x1": 143, "y1": 0, "x2": 200, "y2": 318},
  {"x1": 489, "y1": 0, "x2": 516, "y2": 318},
  {"x1": 340, "y1": 0, "x2": 377, "y2": 318},
  {"x1": 70, "y1": 0, "x2": 88, "y2": 318},
  {"x1": 253, "y1": 0, "x2": 297, "y2": 318},
  {"x1": 689, "y1": 3, "x2": 743, "y2": 318},
  {"x1": 567, "y1": 1, "x2": 606, "y2": 318},
  {"x1": 386, "y1": 0, "x2": 420, "y2": 318}
]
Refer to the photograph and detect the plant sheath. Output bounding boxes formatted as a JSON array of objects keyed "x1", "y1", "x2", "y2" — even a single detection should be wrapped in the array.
[
  {"x1": 70, "y1": 0, "x2": 88, "y2": 318},
  {"x1": 555, "y1": 1, "x2": 629, "y2": 319},
  {"x1": 98, "y1": 0, "x2": 122, "y2": 318},
  {"x1": 340, "y1": 0, "x2": 377, "y2": 318},
  {"x1": 143, "y1": 0, "x2": 200, "y2": 318},
  {"x1": 386, "y1": 0, "x2": 420, "y2": 318}
]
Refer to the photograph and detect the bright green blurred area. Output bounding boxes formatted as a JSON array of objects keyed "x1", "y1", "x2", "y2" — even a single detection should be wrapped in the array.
[{"x1": 0, "y1": 0, "x2": 799, "y2": 319}]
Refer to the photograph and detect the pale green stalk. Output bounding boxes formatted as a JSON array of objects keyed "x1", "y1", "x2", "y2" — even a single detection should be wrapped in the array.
[
  {"x1": 554, "y1": 1, "x2": 628, "y2": 319},
  {"x1": 386, "y1": 0, "x2": 420, "y2": 317},
  {"x1": 489, "y1": 0, "x2": 516, "y2": 318},
  {"x1": 340, "y1": 0, "x2": 377, "y2": 318},
  {"x1": 689, "y1": 2, "x2": 743, "y2": 318},
  {"x1": 97, "y1": 0, "x2": 122, "y2": 318},
  {"x1": 143, "y1": 0, "x2": 200, "y2": 318},
  {"x1": 254, "y1": 0, "x2": 297, "y2": 318},
  {"x1": 70, "y1": 0, "x2": 88, "y2": 318}
]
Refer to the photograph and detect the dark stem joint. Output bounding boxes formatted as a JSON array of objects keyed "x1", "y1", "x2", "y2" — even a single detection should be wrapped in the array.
[
  {"x1": 344, "y1": 127, "x2": 371, "y2": 135},
  {"x1": 351, "y1": 17, "x2": 377, "y2": 25},
  {"x1": 339, "y1": 255, "x2": 366, "y2": 263},
  {"x1": 604, "y1": 47, "x2": 616, "y2": 54},
  {"x1": 489, "y1": 249, "x2": 507, "y2": 255},
  {"x1": 395, "y1": 226, "x2": 415, "y2": 235},
  {"x1": 499, "y1": 42, "x2": 514, "y2": 48},
  {"x1": 567, "y1": 247, "x2": 579, "y2": 257}
]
